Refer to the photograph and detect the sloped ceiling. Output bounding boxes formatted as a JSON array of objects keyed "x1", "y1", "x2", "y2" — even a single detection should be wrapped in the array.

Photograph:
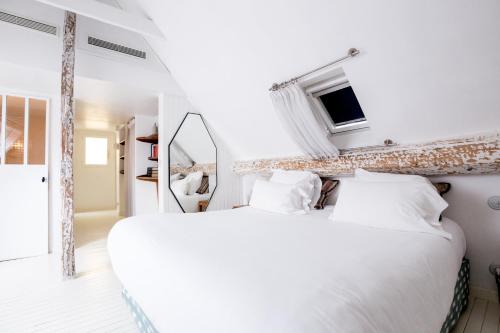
[{"x1": 137, "y1": 0, "x2": 500, "y2": 160}]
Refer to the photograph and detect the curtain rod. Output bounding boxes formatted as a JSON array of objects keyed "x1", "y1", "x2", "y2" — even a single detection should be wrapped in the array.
[{"x1": 269, "y1": 48, "x2": 360, "y2": 91}]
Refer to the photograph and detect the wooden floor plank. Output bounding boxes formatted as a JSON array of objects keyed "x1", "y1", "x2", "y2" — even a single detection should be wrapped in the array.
[
  {"x1": 480, "y1": 301, "x2": 500, "y2": 333},
  {"x1": 465, "y1": 298, "x2": 488, "y2": 333},
  {"x1": 453, "y1": 297, "x2": 475, "y2": 333},
  {"x1": 0, "y1": 212, "x2": 137, "y2": 333},
  {"x1": 481, "y1": 302, "x2": 500, "y2": 333}
]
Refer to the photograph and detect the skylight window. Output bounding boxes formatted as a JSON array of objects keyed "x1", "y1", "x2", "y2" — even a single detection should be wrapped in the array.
[
  {"x1": 85, "y1": 137, "x2": 108, "y2": 165},
  {"x1": 305, "y1": 70, "x2": 368, "y2": 135}
]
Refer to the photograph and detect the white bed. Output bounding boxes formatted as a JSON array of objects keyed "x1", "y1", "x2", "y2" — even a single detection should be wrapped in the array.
[{"x1": 108, "y1": 206, "x2": 466, "y2": 333}]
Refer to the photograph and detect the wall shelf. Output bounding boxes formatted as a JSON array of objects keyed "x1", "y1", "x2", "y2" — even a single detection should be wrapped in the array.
[
  {"x1": 136, "y1": 175, "x2": 158, "y2": 183},
  {"x1": 136, "y1": 134, "x2": 158, "y2": 144}
]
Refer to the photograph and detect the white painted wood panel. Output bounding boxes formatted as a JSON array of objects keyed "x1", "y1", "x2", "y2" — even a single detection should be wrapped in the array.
[{"x1": 0, "y1": 165, "x2": 48, "y2": 260}]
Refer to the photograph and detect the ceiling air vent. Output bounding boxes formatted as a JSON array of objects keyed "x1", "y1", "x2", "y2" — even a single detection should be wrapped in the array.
[
  {"x1": 0, "y1": 11, "x2": 57, "y2": 35},
  {"x1": 88, "y1": 36, "x2": 146, "y2": 59}
]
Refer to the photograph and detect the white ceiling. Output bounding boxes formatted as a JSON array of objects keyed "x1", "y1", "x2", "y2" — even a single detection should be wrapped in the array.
[
  {"x1": 74, "y1": 77, "x2": 158, "y2": 129},
  {"x1": 135, "y1": 0, "x2": 500, "y2": 160}
]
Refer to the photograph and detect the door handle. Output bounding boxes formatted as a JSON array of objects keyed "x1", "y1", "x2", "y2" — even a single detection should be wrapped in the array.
[{"x1": 42, "y1": 177, "x2": 47, "y2": 183}]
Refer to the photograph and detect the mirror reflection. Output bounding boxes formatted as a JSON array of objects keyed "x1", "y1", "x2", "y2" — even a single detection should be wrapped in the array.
[{"x1": 169, "y1": 113, "x2": 217, "y2": 213}]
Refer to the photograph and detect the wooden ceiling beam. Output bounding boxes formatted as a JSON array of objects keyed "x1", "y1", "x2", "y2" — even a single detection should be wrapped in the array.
[{"x1": 233, "y1": 132, "x2": 500, "y2": 177}]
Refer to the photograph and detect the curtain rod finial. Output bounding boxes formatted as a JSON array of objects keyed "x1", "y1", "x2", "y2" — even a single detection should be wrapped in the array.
[{"x1": 348, "y1": 48, "x2": 360, "y2": 57}]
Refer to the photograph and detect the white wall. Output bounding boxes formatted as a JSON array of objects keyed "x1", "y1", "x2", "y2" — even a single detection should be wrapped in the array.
[
  {"x1": 429, "y1": 175, "x2": 500, "y2": 291},
  {"x1": 74, "y1": 129, "x2": 117, "y2": 212},
  {"x1": 140, "y1": 0, "x2": 500, "y2": 160},
  {"x1": 133, "y1": 114, "x2": 158, "y2": 215}
]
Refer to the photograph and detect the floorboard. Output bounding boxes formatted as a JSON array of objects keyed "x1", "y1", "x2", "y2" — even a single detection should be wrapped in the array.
[
  {"x1": 455, "y1": 298, "x2": 474, "y2": 333},
  {"x1": 453, "y1": 296, "x2": 500, "y2": 333},
  {"x1": 481, "y1": 302, "x2": 500, "y2": 333},
  {"x1": 0, "y1": 211, "x2": 138, "y2": 333}
]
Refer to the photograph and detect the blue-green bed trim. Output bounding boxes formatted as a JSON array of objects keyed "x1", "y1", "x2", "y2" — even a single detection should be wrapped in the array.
[
  {"x1": 122, "y1": 258, "x2": 470, "y2": 333},
  {"x1": 122, "y1": 289, "x2": 158, "y2": 333},
  {"x1": 440, "y1": 258, "x2": 470, "y2": 333}
]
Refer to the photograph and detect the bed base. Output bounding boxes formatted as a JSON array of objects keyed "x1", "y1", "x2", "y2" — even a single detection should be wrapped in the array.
[
  {"x1": 122, "y1": 258, "x2": 470, "y2": 333},
  {"x1": 441, "y1": 258, "x2": 470, "y2": 333},
  {"x1": 122, "y1": 289, "x2": 158, "y2": 333}
]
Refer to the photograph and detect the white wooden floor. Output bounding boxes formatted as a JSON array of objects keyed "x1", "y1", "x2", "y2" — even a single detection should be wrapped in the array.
[
  {"x1": 452, "y1": 296, "x2": 500, "y2": 333},
  {"x1": 0, "y1": 211, "x2": 138, "y2": 333}
]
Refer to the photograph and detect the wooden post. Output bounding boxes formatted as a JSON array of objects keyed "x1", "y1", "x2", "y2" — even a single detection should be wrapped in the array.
[{"x1": 61, "y1": 11, "x2": 76, "y2": 279}]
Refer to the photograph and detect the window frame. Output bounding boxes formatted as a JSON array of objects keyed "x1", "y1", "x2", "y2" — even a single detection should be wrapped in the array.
[{"x1": 304, "y1": 74, "x2": 369, "y2": 135}]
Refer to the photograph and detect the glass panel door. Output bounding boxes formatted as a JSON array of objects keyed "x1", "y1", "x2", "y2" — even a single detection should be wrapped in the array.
[
  {"x1": 5, "y1": 96, "x2": 25, "y2": 165},
  {"x1": 28, "y1": 99, "x2": 47, "y2": 165}
]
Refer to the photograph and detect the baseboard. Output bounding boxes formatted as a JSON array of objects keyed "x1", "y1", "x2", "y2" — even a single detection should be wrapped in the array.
[{"x1": 471, "y1": 286, "x2": 498, "y2": 303}]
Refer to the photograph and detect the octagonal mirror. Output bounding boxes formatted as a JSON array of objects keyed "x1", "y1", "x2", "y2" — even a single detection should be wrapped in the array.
[{"x1": 168, "y1": 113, "x2": 217, "y2": 213}]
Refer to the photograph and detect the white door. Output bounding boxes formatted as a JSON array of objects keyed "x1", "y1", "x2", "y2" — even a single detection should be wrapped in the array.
[{"x1": 0, "y1": 95, "x2": 49, "y2": 261}]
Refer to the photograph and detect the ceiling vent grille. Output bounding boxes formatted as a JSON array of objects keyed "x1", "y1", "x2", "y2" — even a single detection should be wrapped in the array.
[
  {"x1": 88, "y1": 36, "x2": 146, "y2": 59},
  {"x1": 0, "y1": 11, "x2": 57, "y2": 35}
]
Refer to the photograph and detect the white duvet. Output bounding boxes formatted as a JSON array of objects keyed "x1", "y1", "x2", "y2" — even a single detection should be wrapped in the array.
[{"x1": 108, "y1": 207, "x2": 466, "y2": 333}]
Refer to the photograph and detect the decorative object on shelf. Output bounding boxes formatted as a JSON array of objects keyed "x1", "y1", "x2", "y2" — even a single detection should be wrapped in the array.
[
  {"x1": 147, "y1": 167, "x2": 158, "y2": 178},
  {"x1": 151, "y1": 144, "x2": 158, "y2": 160},
  {"x1": 169, "y1": 113, "x2": 217, "y2": 213},
  {"x1": 136, "y1": 133, "x2": 159, "y2": 184}
]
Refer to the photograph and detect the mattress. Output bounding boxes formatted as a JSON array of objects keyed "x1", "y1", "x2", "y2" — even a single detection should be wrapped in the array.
[{"x1": 108, "y1": 207, "x2": 466, "y2": 333}]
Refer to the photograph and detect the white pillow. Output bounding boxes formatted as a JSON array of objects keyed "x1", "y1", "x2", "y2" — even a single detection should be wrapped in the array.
[
  {"x1": 170, "y1": 173, "x2": 183, "y2": 182},
  {"x1": 171, "y1": 178, "x2": 188, "y2": 196},
  {"x1": 184, "y1": 171, "x2": 203, "y2": 195},
  {"x1": 249, "y1": 179, "x2": 309, "y2": 215},
  {"x1": 329, "y1": 179, "x2": 451, "y2": 239},
  {"x1": 354, "y1": 168, "x2": 431, "y2": 184},
  {"x1": 270, "y1": 170, "x2": 322, "y2": 209}
]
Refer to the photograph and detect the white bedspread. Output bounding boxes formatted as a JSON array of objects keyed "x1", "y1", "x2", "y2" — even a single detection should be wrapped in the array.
[{"x1": 108, "y1": 207, "x2": 466, "y2": 333}]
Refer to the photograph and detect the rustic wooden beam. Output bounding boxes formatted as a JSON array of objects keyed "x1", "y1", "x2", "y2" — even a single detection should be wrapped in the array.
[
  {"x1": 233, "y1": 132, "x2": 500, "y2": 176},
  {"x1": 61, "y1": 11, "x2": 76, "y2": 279},
  {"x1": 170, "y1": 163, "x2": 216, "y2": 176}
]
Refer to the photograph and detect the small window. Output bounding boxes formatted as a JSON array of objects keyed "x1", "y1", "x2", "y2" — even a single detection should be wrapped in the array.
[
  {"x1": 85, "y1": 137, "x2": 108, "y2": 165},
  {"x1": 305, "y1": 69, "x2": 368, "y2": 135}
]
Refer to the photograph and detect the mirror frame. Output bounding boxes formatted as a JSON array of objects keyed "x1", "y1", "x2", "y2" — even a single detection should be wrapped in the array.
[{"x1": 168, "y1": 112, "x2": 218, "y2": 213}]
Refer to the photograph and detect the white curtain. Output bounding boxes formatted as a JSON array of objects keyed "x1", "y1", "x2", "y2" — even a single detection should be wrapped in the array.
[{"x1": 270, "y1": 83, "x2": 339, "y2": 158}]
